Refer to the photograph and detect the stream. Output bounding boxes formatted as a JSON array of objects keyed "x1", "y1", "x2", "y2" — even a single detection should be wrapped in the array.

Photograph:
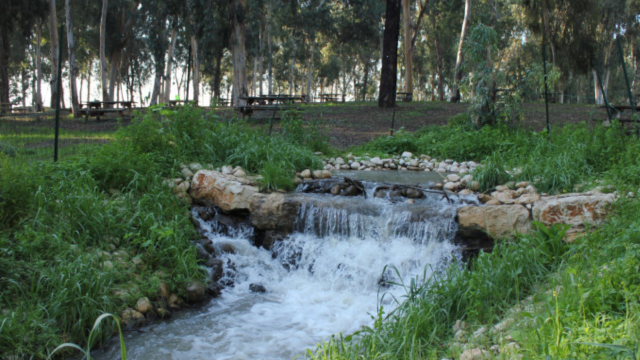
[{"x1": 95, "y1": 172, "x2": 472, "y2": 360}]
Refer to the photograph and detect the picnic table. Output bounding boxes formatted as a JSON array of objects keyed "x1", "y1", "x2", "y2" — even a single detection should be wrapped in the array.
[
  {"x1": 80, "y1": 100, "x2": 136, "y2": 121},
  {"x1": 598, "y1": 104, "x2": 640, "y2": 119},
  {"x1": 397, "y1": 92, "x2": 413, "y2": 102},
  {"x1": 236, "y1": 95, "x2": 305, "y2": 116},
  {"x1": 168, "y1": 100, "x2": 196, "y2": 109},
  {"x1": 319, "y1": 94, "x2": 344, "y2": 103}
]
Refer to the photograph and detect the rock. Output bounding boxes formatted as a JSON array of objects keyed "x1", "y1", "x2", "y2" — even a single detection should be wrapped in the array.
[
  {"x1": 221, "y1": 165, "x2": 233, "y2": 175},
  {"x1": 168, "y1": 294, "x2": 182, "y2": 309},
  {"x1": 445, "y1": 159, "x2": 454, "y2": 164},
  {"x1": 432, "y1": 182, "x2": 444, "y2": 190},
  {"x1": 444, "y1": 182, "x2": 460, "y2": 191},
  {"x1": 312, "y1": 170, "x2": 323, "y2": 179},
  {"x1": 532, "y1": 192, "x2": 615, "y2": 238},
  {"x1": 208, "y1": 258, "x2": 224, "y2": 282},
  {"x1": 453, "y1": 320, "x2": 467, "y2": 332},
  {"x1": 493, "y1": 318, "x2": 515, "y2": 332},
  {"x1": 460, "y1": 348, "x2": 491, "y2": 360},
  {"x1": 321, "y1": 170, "x2": 332, "y2": 179},
  {"x1": 515, "y1": 193, "x2": 541, "y2": 205},
  {"x1": 469, "y1": 181, "x2": 480, "y2": 191},
  {"x1": 185, "y1": 281, "x2": 207, "y2": 303},
  {"x1": 457, "y1": 205, "x2": 531, "y2": 238},
  {"x1": 158, "y1": 282, "x2": 170, "y2": 299},
  {"x1": 486, "y1": 199, "x2": 502, "y2": 205},
  {"x1": 409, "y1": 159, "x2": 419, "y2": 167},
  {"x1": 335, "y1": 157, "x2": 345, "y2": 165},
  {"x1": 389, "y1": 163, "x2": 397, "y2": 169},
  {"x1": 460, "y1": 175, "x2": 473, "y2": 187},
  {"x1": 371, "y1": 157, "x2": 383, "y2": 165},
  {"x1": 401, "y1": 151, "x2": 413, "y2": 158},
  {"x1": 300, "y1": 169, "x2": 312, "y2": 178},
  {"x1": 121, "y1": 308, "x2": 146, "y2": 327},
  {"x1": 459, "y1": 189, "x2": 474, "y2": 195},
  {"x1": 473, "y1": 326, "x2": 487, "y2": 337},
  {"x1": 136, "y1": 297, "x2": 152, "y2": 314},
  {"x1": 503, "y1": 342, "x2": 521, "y2": 352},
  {"x1": 249, "y1": 283, "x2": 267, "y2": 293},
  {"x1": 514, "y1": 187, "x2": 526, "y2": 197},
  {"x1": 156, "y1": 308, "x2": 171, "y2": 318},
  {"x1": 190, "y1": 170, "x2": 300, "y2": 233},
  {"x1": 515, "y1": 181, "x2": 530, "y2": 189},
  {"x1": 525, "y1": 185, "x2": 537, "y2": 194},
  {"x1": 341, "y1": 164, "x2": 351, "y2": 170},
  {"x1": 181, "y1": 167, "x2": 194, "y2": 178},
  {"x1": 492, "y1": 191, "x2": 514, "y2": 203},
  {"x1": 350, "y1": 162, "x2": 361, "y2": 170},
  {"x1": 173, "y1": 181, "x2": 190, "y2": 195},
  {"x1": 490, "y1": 344, "x2": 500, "y2": 353},
  {"x1": 233, "y1": 168, "x2": 247, "y2": 177},
  {"x1": 447, "y1": 174, "x2": 461, "y2": 182},
  {"x1": 496, "y1": 185, "x2": 511, "y2": 192},
  {"x1": 189, "y1": 163, "x2": 203, "y2": 172},
  {"x1": 294, "y1": 177, "x2": 303, "y2": 185}
]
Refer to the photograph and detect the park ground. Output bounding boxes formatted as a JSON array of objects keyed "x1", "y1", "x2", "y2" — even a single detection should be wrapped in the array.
[{"x1": 2, "y1": 101, "x2": 640, "y2": 360}]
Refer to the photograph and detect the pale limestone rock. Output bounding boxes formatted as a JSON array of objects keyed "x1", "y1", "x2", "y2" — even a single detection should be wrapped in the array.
[
  {"x1": 460, "y1": 348, "x2": 491, "y2": 360},
  {"x1": 401, "y1": 151, "x2": 413, "y2": 158},
  {"x1": 300, "y1": 169, "x2": 312, "y2": 178},
  {"x1": 444, "y1": 182, "x2": 460, "y2": 191},
  {"x1": 457, "y1": 205, "x2": 531, "y2": 238},
  {"x1": 350, "y1": 162, "x2": 361, "y2": 170},
  {"x1": 515, "y1": 181, "x2": 530, "y2": 189},
  {"x1": 136, "y1": 297, "x2": 152, "y2": 314},
  {"x1": 121, "y1": 308, "x2": 146, "y2": 327},
  {"x1": 312, "y1": 170, "x2": 323, "y2": 179},
  {"x1": 447, "y1": 174, "x2": 461, "y2": 182},
  {"x1": 496, "y1": 185, "x2": 510, "y2": 192}
]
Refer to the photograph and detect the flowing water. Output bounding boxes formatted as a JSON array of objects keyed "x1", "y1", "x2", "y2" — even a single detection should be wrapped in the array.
[{"x1": 95, "y1": 173, "x2": 473, "y2": 360}]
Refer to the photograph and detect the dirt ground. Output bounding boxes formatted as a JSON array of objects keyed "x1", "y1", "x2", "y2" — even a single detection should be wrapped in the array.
[
  {"x1": 1, "y1": 102, "x2": 611, "y2": 152},
  {"x1": 217, "y1": 101, "x2": 610, "y2": 149}
]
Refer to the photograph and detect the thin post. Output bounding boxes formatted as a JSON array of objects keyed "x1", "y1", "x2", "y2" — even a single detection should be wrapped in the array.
[
  {"x1": 542, "y1": 43, "x2": 551, "y2": 135},
  {"x1": 616, "y1": 36, "x2": 639, "y2": 137},
  {"x1": 593, "y1": 59, "x2": 613, "y2": 122},
  {"x1": 54, "y1": 25, "x2": 63, "y2": 162},
  {"x1": 186, "y1": 43, "x2": 192, "y2": 102}
]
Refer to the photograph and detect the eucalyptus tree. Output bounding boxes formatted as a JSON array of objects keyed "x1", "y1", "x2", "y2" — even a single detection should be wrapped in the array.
[
  {"x1": 0, "y1": 0, "x2": 48, "y2": 111},
  {"x1": 450, "y1": 0, "x2": 471, "y2": 102},
  {"x1": 379, "y1": 0, "x2": 402, "y2": 108}
]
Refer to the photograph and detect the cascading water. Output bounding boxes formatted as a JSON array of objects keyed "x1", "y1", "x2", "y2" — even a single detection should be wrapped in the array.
[{"x1": 95, "y1": 177, "x2": 473, "y2": 360}]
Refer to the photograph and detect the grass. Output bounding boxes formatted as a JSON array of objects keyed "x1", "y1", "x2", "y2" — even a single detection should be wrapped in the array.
[{"x1": 0, "y1": 105, "x2": 330, "y2": 358}]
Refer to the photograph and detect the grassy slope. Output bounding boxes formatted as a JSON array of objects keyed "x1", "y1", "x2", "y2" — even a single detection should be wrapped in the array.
[
  {"x1": 0, "y1": 106, "x2": 326, "y2": 358},
  {"x1": 308, "y1": 120, "x2": 640, "y2": 359}
]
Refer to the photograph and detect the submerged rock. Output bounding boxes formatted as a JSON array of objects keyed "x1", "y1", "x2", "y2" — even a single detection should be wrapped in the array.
[{"x1": 249, "y1": 283, "x2": 267, "y2": 293}]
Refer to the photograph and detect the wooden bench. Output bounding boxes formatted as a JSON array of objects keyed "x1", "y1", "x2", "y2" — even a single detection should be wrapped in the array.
[
  {"x1": 81, "y1": 108, "x2": 126, "y2": 121},
  {"x1": 397, "y1": 92, "x2": 413, "y2": 102}
]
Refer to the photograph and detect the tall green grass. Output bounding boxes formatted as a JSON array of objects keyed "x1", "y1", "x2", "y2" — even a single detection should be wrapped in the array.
[{"x1": 356, "y1": 121, "x2": 638, "y2": 194}]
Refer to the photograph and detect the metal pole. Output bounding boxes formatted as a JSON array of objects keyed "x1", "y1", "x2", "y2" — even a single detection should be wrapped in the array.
[
  {"x1": 54, "y1": 25, "x2": 63, "y2": 162},
  {"x1": 616, "y1": 36, "x2": 639, "y2": 137},
  {"x1": 186, "y1": 43, "x2": 192, "y2": 103},
  {"x1": 542, "y1": 43, "x2": 551, "y2": 135}
]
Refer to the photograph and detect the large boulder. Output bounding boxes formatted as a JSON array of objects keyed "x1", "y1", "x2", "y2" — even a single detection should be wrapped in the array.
[
  {"x1": 532, "y1": 192, "x2": 615, "y2": 237},
  {"x1": 189, "y1": 170, "x2": 299, "y2": 233},
  {"x1": 457, "y1": 205, "x2": 531, "y2": 238}
]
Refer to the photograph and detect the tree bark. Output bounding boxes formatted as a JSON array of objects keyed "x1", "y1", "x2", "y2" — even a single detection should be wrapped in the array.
[
  {"x1": 540, "y1": 0, "x2": 556, "y2": 66},
  {"x1": 378, "y1": 0, "x2": 401, "y2": 108},
  {"x1": 191, "y1": 35, "x2": 200, "y2": 104},
  {"x1": 213, "y1": 45, "x2": 223, "y2": 99},
  {"x1": 229, "y1": 0, "x2": 248, "y2": 106},
  {"x1": 435, "y1": 34, "x2": 444, "y2": 101},
  {"x1": 451, "y1": 0, "x2": 471, "y2": 103},
  {"x1": 35, "y1": 19, "x2": 44, "y2": 111},
  {"x1": 306, "y1": 36, "x2": 315, "y2": 100},
  {"x1": 87, "y1": 60, "x2": 92, "y2": 103},
  {"x1": 259, "y1": 23, "x2": 264, "y2": 96},
  {"x1": 107, "y1": 49, "x2": 122, "y2": 103},
  {"x1": 402, "y1": 0, "x2": 413, "y2": 96},
  {"x1": 100, "y1": 0, "x2": 109, "y2": 102},
  {"x1": 163, "y1": 26, "x2": 178, "y2": 102},
  {"x1": 252, "y1": 57, "x2": 257, "y2": 96},
  {"x1": 289, "y1": 41, "x2": 297, "y2": 96},
  {"x1": 362, "y1": 59, "x2": 370, "y2": 101},
  {"x1": 65, "y1": 0, "x2": 80, "y2": 117},
  {"x1": 267, "y1": 19, "x2": 273, "y2": 95},
  {"x1": 0, "y1": 28, "x2": 8, "y2": 112},
  {"x1": 49, "y1": 0, "x2": 60, "y2": 107}
]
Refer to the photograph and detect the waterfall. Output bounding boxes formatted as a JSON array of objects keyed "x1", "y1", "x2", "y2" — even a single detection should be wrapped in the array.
[{"x1": 95, "y1": 180, "x2": 467, "y2": 360}]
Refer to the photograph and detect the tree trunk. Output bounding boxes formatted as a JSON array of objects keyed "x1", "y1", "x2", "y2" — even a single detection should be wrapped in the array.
[
  {"x1": 306, "y1": 37, "x2": 315, "y2": 101},
  {"x1": 540, "y1": 0, "x2": 556, "y2": 66},
  {"x1": 259, "y1": 23, "x2": 264, "y2": 96},
  {"x1": 378, "y1": 0, "x2": 401, "y2": 108},
  {"x1": 435, "y1": 34, "x2": 444, "y2": 101},
  {"x1": 229, "y1": 0, "x2": 248, "y2": 107},
  {"x1": 100, "y1": 0, "x2": 109, "y2": 102},
  {"x1": 163, "y1": 27, "x2": 178, "y2": 103},
  {"x1": 451, "y1": 0, "x2": 471, "y2": 102},
  {"x1": 65, "y1": 0, "x2": 80, "y2": 117},
  {"x1": 35, "y1": 19, "x2": 44, "y2": 111},
  {"x1": 107, "y1": 49, "x2": 121, "y2": 104},
  {"x1": 402, "y1": 0, "x2": 413, "y2": 95},
  {"x1": 87, "y1": 60, "x2": 92, "y2": 103},
  {"x1": 289, "y1": 41, "x2": 297, "y2": 96},
  {"x1": 252, "y1": 57, "x2": 257, "y2": 96},
  {"x1": 267, "y1": 20, "x2": 273, "y2": 95},
  {"x1": 213, "y1": 45, "x2": 223, "y2": 99},
  {"x1": 0, "y1": 27, "x2": 9, "y2": 112},
  {"x1": 191, "y1": 36, "x2": 200, "y2": 104},
  {"x1": 49, "y1": 0, "x2": 60, "y2": 107},
  {"x1": 362, "y1": 59, "x2": 370, "y2": 102}
]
